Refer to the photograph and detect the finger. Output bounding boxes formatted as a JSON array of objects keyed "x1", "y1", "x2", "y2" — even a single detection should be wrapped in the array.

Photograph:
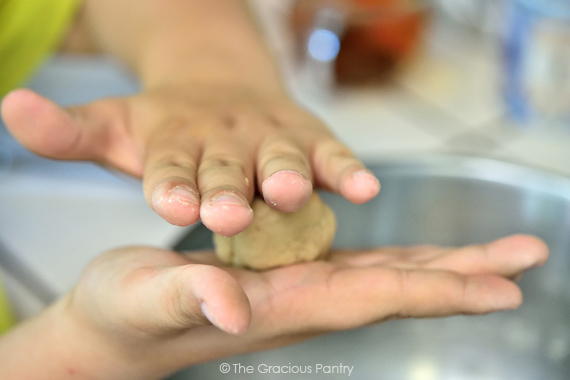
[
  {"x1": 423, "y1": 234, "x2": 549, "y2": 277},
  {"x1": 257, "y1": 134, "x2": 313, "y2": 212},
  {"x1": 295, "y1": 268, "x2": 522, "y2": 331},
  {"x1": 388, "y1": 271, "x2": 523, "y2": 318},
  {"x1": 198, "y1": 138, "x2": 255, "y2": 237},
  {"x1": 143, "y1": 122, "x2": 202, "y2": 226},
  {"x1": 1, "y1": 88, "x2": 142, "y2": 175},
  {"x1": 118, "y1": 261, "x2": 251, "y2": 335},
  {"x1": 330, "y1": 235, "x2": 549, "y2": 278},
  {"x1": 312, "y1": 138, "x2": 380, "y2": 204}
]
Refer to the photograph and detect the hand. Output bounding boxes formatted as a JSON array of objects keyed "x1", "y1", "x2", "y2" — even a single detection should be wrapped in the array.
[
  {"x1": 52, "y1": 234, "x2": 546, "y2": 379},
  {"x1": 1, "y1": 86, "x2": 380, "y2": 236}
]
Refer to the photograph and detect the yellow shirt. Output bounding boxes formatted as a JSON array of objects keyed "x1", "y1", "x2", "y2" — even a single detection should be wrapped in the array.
[
  {"x1": 0, "y1": 275, "x2": 15, "y2": 334},
  {"x1": 0, "y1": 0, "x2": 80, "y2": 97},
  {"x1": 0, "y1": 0, "x2": 79, "y2": 330}
]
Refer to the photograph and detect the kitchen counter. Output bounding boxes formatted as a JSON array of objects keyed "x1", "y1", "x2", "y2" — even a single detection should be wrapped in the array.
[{"x1": 1, "y1": 1, "x2": 570, "y2": 319}]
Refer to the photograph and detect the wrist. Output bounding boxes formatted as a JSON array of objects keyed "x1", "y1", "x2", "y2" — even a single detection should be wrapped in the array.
[
  {"x1": 139, "y1": 50, "x2": 288, "y2": 98},
  {"x1": 134, "y1": 5, "x2": 287, "y2": 97},
  {"x1": 41, "y1": 295, "x2": 160, "y2": 380},
  {"x1": 0, "y1": 296, "x2": 124, "y2": 380},
  {"x1": 51, "y1": 296, "x2": 140, "y2": 379}
]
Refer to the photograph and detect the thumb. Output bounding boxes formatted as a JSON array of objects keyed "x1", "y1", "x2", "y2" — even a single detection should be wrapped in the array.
[
  {"x1": 119, "y1": 263, "x2": 252, "y2": 335},
  {"x1": 1, "y1": 88, "x2": 142, "y2": 175}
]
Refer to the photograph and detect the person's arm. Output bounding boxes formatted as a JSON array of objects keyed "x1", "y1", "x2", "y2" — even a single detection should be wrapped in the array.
[
  {"x1": 70, "y1": 0, "x2": 284, "y2": 94},
  {"x1": 1, "y1": 0, "x2": 380, "y2": 236},
  {"x1": 0, "y1": 235, "x2": 548, "y2": 380}
]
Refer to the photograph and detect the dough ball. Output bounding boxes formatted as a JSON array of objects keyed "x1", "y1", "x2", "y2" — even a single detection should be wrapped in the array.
[{"x1": 213, "y1": 193, "x2": 336, "y2": 270}]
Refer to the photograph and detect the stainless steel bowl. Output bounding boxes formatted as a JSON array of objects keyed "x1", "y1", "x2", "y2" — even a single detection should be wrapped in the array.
[{"x1": 171, "y1": 154, "x2": 570, "y2": 380}]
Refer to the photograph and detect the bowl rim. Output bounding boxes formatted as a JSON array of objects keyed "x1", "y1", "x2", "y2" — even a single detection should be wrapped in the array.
[{"x1": 364, "y1": 153, "x2": 570, "y2": 200}]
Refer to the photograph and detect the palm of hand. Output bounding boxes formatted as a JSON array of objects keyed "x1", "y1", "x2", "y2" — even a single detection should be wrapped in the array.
[{"x1": 67, "y1": 235, "x2": 546, "y2": 376}]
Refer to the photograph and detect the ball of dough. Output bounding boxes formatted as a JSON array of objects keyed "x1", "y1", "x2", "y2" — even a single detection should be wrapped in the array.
[{"x1": 213, "y1": 193, "x2": 336, "y2": 270}]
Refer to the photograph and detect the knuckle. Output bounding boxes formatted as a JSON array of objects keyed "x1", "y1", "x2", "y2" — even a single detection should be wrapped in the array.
[
  {"x1": 393, "y1": 269, "x2": 412, "y2": 318},
  {"x1": 199, "y1": 156, "x2": 246, "y2": 175},
  {"x1": 166, "y1": 265, "x2": 205, "y2": 327},
  {"x1": 153, "y1": 153, "x2": 198, "y2": 172},
  {"x1": 265, "y1": 114, "x2": 284, "y2": 130},
  {"x1": 315, "y1": 139, "x2": 353, "y2": 159},
  {"x1": 258, "y1": 135, "x2": 308, "y2": 164},
  {"x1": 328, "y1": 145, "x2": 355, "y2": 161},
  {"x1": 262, "y1": 155, "x2": 310, "y2": 174},
  {"x1": 259, "y1": 147, "x2": 308, "y2": 169},
  {"x1": 315, "y1": 140, "x2": 361, "y2": 175}
]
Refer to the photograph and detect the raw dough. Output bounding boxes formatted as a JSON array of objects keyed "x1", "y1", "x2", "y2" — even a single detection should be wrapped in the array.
[{"x1": 213, "y1": 193, "x2": 336, "y2": 270}]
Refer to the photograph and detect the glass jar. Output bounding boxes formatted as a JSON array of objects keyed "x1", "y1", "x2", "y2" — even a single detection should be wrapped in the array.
[
  {"x1": 289, "y1": 0, "x2": 430, "y2": 87},
  {"x1": 504, "y1": 0, "x2": 570, "y2": 128}
]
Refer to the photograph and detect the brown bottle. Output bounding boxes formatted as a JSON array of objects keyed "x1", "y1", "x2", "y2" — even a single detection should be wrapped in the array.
[{"x1": 290, "y1": 0, "x2": 428, "y2": 86}]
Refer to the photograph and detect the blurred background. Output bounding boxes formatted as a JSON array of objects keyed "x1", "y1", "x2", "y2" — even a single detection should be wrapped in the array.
[
  {"x1": 0, "y1": 0, "x2": 569, "y2": 347},
  {"x1": 265, "y1": 0, "x2": 570, "y2": 170}
]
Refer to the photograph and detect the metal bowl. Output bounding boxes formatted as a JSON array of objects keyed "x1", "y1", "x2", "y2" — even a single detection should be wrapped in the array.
[{"x1": 171, "y1": 154, "x2": 570, "y2": 380}]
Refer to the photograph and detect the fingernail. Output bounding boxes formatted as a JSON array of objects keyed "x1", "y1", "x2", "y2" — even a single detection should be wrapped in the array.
[
  {"x1": 168, "y1": 185, "x2": 199, "y2": 205},
  {"x1": 210, "y1": 193, "x2": 249, "y2": 208},
  {"x1": 263, "y1": 170, "x2": 312, "y2": 197},
  {"x1": 268, "y1": 170, "x2": 310, "y2": 182},
  {"x1": 352, "y1": 170, "x2": 380, "y2": 188},
  {"x1": 201, "y1": 302, "x2": 227, "y2": 332},
  {"x1": 201, "y1": 302, "x2": 216, "y2": 323},
  {"x1": 352, "y1": 170, "x2": 377, "y2": 180},
  {"x1": 500, "y1": 296, "x2": 522, "y2": 311}
]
